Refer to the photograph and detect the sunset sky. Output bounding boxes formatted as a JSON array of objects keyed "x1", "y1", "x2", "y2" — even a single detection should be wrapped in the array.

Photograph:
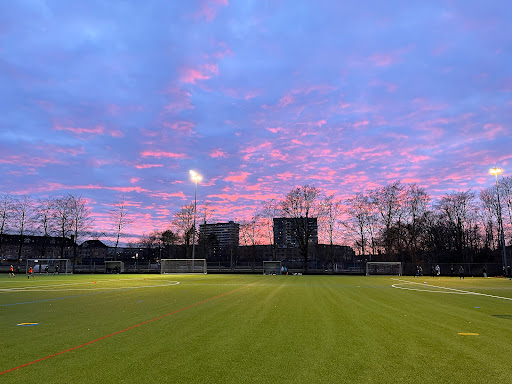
[{"x1": 1, "y1": 1, "x2": 511, "y2": 241}]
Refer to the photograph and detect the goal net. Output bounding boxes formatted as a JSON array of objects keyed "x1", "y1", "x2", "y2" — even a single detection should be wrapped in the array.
[
  {"x1": 366, "y1": 262, "x2": 402, "y2": 276},
  {"x1": 263, "y1": 261, "x2": 281, "y2": 275},
  {"x1": 26, "y1": 259, "x2": 71, "y2": 274},
  {"x1": 105, "y1": 261, "x2": 124, "y2": 274},
  {"x1": 161, "y1": 259, "x2": 207, "y2": 274}
]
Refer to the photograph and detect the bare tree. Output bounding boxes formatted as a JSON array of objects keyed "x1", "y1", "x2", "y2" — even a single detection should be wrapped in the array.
[
  {"x1": 12, "y1": 196, "x2": 33, "y2": 264},
  {"x1": 0, "y1": 193, "x2": 14, "y2": 257},
  {"x1": 53, "y1": 195, "x2": 74, "y2": 259},
  {"x1": 173, "y1": 204, "x2": 195, "y2": 258},
  {"x1": 258, "y1": 199, "x2": 280, "y2": 258},
  {"x1": 320, "y1": 194, "x2": 343, "y2": 269},
  {"x1": 109, "y1": 197, "x2": 133, "y2": 260},
  {"x1": 402, "y1": 184, "x2": 430, "y2": 261},
  {"x1": 437, "y1": 190, "x2": 479, "y2": 262},
  {"x1": 371, "y1": 181, "x2": 405, "y2": 257},
  {"x1": 34, "y1": 197, "x2": 55, "y2": 258},
  {"x1": 69, "y1": 196, "x2": 93, "y2": 272},
  {"x1": 480, "y1": 188, "x2": 498, "y2": 250},
  {"x1": 345, "y1": 193, "x2": 377, "y2": 256},
  {"x1": 499, "y1": 176, "x2": 512, "y2": 243},
  {"x1": 281, "y1": 185, "x2": 321, "y2": 273}
]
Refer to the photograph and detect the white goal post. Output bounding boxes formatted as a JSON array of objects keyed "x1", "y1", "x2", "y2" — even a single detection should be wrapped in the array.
[
  {"x1": 26, "y1": 259, "x2": 71, "y2": 274},
  {"x1": 263, "y1": 261, "x2": 281, "y2": 275},
  {"x1": 160, "y1": 259, "x2": 207, "y2": 274},
  {"x1": 366, "y1": 261, "x2": 402, "y2": 276}
]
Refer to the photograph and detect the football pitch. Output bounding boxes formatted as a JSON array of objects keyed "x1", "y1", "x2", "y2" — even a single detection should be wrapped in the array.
[{"x1": 1, "y1": 274, "x2": 512, "y2": 383}]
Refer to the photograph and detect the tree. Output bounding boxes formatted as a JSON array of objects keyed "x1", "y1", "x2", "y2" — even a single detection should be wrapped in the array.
[
  {"x1": 345, "y1": 192, "x2": 377, "y2": 257},
  {"x1": 34, "y1": 197, "x2": 55, "y2": 258},
  {"x1": 160, "y1": 229, "x2": 179, "y2": 259},
  {"x1": 53, "y1": 195, "x2": 74, "y2": 259},
  {"x1": 258, "y1": 199, "x2": 280, "y2": 259},
  {"x1": 13, "y1": 195, "x2": 33, "y2": 264},
  {"x1": 173, "y1": 204, "x2": 195, "y2": 258},
  {"x1": 320, "y1": 194, "x2": 343, "y2": 269},
  {"x1": 109, "y1": 197, "x2": 133, "y2": 260},
  {"x1": 437, "y1": 190, "x2": 479, "y2": 262},
  {"x1": 69, "y1": 196, "x2": 93, "y2": 272},
  {"x1": 281, "y1": 185, "x2": 321, "y2": 273},
  {"x1": 239, "y1": 215, "x2": 259, "y2": 269},
  {"x1": 402, "y1": 184, "x2": 430, "y2": 261},
  {"x1": 0, "y1": 193, "x2": 14, "y2": 257},
  {"x1": 371, "y1": 181, "x2": 405, "y2": 258}
]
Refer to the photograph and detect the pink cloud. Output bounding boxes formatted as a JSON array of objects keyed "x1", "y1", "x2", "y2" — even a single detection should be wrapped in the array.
[
  {"x1": 54, "y1": 124, "x2": 104, "y2": 135},
  {"x1": 180, "y1": 64, "x2": 218, "y2": 84},
  {"x1": 353, "y1": 120, "x2": 369, "y2": 128},
  {"x1": 224, "y1": 172, "x2": 251, "y2": 182},
  {"x1": 163, "y1": 121, "x2": 196, "y2": 134},
  {"x1": 195, "y1": 0, "x2": 229, "y2": 22},
  {"x1": 209, "y1": 149, "x2": 227, "y2": 158},
  {"x1": 279, "y1": 94, "x2": 294, "y2": 107},
  {"x1": 135, "y1": 164, "x2": 163, "y2": 169},
  {"x1": 140, "y1": 151, "x2": 187, "y2": 159}
]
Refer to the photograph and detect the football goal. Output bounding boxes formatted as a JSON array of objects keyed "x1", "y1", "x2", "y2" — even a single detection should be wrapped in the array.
[
  {"x1": 366, "y1": 261, "x2": 402, "y2": 276},
  {"x1": 263, "y1": 260, "x2": 281, "y2": 275},
  {"x1": 160, "y1": 259, "x2": 207, "y2": 274},
  {"x1": 26, "y1": 259, "x2": 71, "y2": 274},
  {"x1": 105, "y1": 261, "x2": 124, "y2": 274}
]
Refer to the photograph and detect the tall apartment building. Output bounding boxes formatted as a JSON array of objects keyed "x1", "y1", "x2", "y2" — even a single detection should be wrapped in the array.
[
  {"x1": 199, "y1": 221, "x2": 240, "y2": 249},
  {"x1": 273, "y1": 217, "x2": 318, "y2": 248}
]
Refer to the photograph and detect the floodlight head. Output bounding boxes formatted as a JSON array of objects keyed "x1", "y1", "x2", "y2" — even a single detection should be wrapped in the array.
[
  {"x1": 189, "y1": 170, "x2": 202, "y2": 182},
  {"x1": 490, "y1": 167, "x2": 503, "y2": 176}
]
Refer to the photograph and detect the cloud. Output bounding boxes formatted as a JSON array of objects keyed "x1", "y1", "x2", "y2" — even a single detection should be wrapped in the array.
[
  {"x1": 180, "y1": 64, "x2": 219, "y2": 84},
  {"x1": 209, "y1": 149, "x2": 227, "y2": 158},
  {"x1": 224, "y1": 172, "x2": 251, "y2": 182},
  {"x1": 195, "y1": 0, "x2": 229, "y2": 22},
  {"x1": 140, "y1": 151, "x2": 188, "y2": 159}
]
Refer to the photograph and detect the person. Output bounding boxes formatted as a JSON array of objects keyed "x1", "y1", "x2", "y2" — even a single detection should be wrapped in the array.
[
  {"x1": 459, "y1": 265, "x2": 464, "y2": 280},
  {"x1": 431, "y1": 265, "x2": 435, "y2": 277},
  {"x1": 9, "y1": 264, "x2": 15, "y2": 278},
  {"x1": 55, "y1": 264, "x2": 59, "y2": 274},
  {"x1": 419, "y1": 266, "x2": 423, "y2": 277},
  {"x1": 435, "y1": 265, "x2": 440, "y2": 277},
  {"x1": 483, "y1": 266, "x2": 487, "y2": 278},
  {"x1": 28, "y1": 266, "x2": 34, "y2": 279},
  {"x1": 415, "y1": 265, "x2": 420, "y2": 277},
  {"x1": 450, "y1": 266, "x2": 454, "y2": 277},
  {"x1": 44, "y1": 265, "x2": 49, "y2": 274}
]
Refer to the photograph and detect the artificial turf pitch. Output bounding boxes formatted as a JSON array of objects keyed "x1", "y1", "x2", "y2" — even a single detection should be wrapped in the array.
[{"x1": 1, "y1": 274, "x2": 512, "y2": 383}]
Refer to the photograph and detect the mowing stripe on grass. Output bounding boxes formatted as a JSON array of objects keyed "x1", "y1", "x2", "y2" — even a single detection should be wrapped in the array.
[{"x1": 0, "y1": 282, "x2": 256, "y2": 376}]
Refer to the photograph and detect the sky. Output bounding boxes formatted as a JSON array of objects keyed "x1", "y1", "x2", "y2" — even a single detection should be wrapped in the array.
[{"x1": 0, "y1": 0, "x2": 511, "y2": 242}]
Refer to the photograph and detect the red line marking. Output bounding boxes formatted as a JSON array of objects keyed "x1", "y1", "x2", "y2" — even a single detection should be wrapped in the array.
[{"x1": 1, "y1": 283, "x2": 254, "y2": 376}]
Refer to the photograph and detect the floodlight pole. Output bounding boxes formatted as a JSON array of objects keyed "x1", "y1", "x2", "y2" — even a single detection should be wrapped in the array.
[
  {"x1": 192, "y1": 178, "x2": 198, "y2": 262},
  {"x1": 190, "y1": 171, "x2": 201, "y2": 263},
  {"x1": 491, "y1": 168, "x2": 508, "y2": 275}
]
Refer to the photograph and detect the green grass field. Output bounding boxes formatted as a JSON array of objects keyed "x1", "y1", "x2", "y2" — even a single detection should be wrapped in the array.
[{"x1": 1, "y1": 273, "x2": 512, "y2": 383}]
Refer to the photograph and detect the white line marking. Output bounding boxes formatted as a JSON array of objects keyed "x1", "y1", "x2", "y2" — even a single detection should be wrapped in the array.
[{"x1": 391, "y1": 278, "x2": 512, "y2": 301}]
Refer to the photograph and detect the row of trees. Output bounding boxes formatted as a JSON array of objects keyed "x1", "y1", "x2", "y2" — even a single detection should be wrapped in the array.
[
  {"x1": 0, "y1": 194, "x2": 130, "y2": 265},
  {"x1": 2, "y1": 176, "x2": 512, "y2": 267}
]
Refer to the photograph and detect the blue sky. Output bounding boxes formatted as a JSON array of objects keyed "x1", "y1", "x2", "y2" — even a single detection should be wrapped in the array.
[{"x1": 0, "y1": 0, "x2": 511, "y2": 239}]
